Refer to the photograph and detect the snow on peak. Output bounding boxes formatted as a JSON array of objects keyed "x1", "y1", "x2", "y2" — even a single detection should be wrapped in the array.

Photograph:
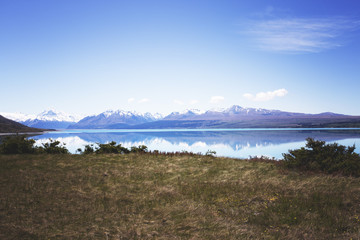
[
  {"x1": 103, "y1": 110, "x2": 118, "y2": 117},
  {"x1": 225, "y1": 105, "x2": 245, "y2": 113},
  {"x1": 151, "y1": 112, "x2": 164, "y2": 120},
  {"x1": 37, "y1": 109, "x2": 81, "y2": 122},
  {"x1": 1, "y1": 109, "x2": 82, "y2": 122},
  {"x1": 101, "y1": 109, "x2": 163, "y2": 120},
  {"x1": 143, "y1": 112, "x2": 164, "y2": 120},
  {"x1": 101, "y1": 110, "x2": 133, "y2": 118},
  {"x1": 180, "y1": 109, "x2": 205, "y2": 115}
]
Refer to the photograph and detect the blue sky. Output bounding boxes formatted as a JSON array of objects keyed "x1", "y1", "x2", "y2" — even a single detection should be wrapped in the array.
[{"x1": 1, "y1": 0, "x2": 360, "y2": 116}]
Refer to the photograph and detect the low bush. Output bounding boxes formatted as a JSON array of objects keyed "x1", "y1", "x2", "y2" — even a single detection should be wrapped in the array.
[
  {"x1": 38, "y1": 139, "x2": 69, "y2": 154},
  {"x1": 282, "y1": 138, "x2": 360, "y2": 176},
  {"x1": 130, "y1": 145, "x2": 148, "y2": 153},
  {"x1": 81, "y1": 144, "x2": 95, "y2": 154},
  {"x1": 0, "y1": 135, "x2": 36, "y2": 154},
  {"x1": 95, "y1": 141, "x2": 130, "y2": 154},
  {"x1": 80, "y1": 143, "x2": 148, "y2": 155}
]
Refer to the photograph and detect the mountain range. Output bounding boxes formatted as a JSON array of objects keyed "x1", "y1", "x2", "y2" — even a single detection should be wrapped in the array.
[
  {"x1": 68, "y1": 110, "x2": 163, "y2": 129},
  {"x1": 2, "y1": 106, "x2": 360, "y2": 130},
  {"x1": 0, "y1": 110, "x2": 82, "y2": 129}
]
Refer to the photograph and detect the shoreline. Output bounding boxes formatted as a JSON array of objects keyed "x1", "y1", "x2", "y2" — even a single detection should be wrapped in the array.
[{"x1": 0, "y1": 131, "x2": 55, "y2": 136}]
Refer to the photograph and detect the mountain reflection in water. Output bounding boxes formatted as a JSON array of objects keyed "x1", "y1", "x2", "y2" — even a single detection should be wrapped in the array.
[{"x1": 30, "y1": 129, "x2": 360, "y2": 159}]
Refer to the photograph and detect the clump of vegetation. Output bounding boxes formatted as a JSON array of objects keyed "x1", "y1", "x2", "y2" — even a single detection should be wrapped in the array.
[
  {"x1": 0, "y1": 136, "x2": 68, "y2": 154},
  {"x1": 282, "y1": 138, "x2": 360, "y2": 176},
  {"x1": 148, "y1": 149, "x2": 207, "y2": 156},
  {"x1": 205, "y1": 150, "x2": 216, "y2": 156},
  {"x1": 80, "y1": 144, "x2": 96, "y2": 154},
  {"x1": 0, "y1": 136, "x2": 212, "y2": 157},
  {"x1": 94, "y1": 141, "x2": 130, "y2": 154},
  {"x1": 79, "y1": 142, "x2": 148, "y2": 154},
  {"x1": 2, "y1": 136, "x2": 360, "y2": 178},
  {"x1": 130, "y1": 145, "x2": 148, "y2": 153},
  {"x1": 0, "y1": 137, "x2": 152, "y2": 155},
  {"x1": 248, "y1": 155, "x2": 276, "y2": 162},
  {"x1": 80, "y1": 143, "x2": 211, "y2": 156},
  {"x1": 38, "y1": 139, "x2": 69, "y2": 154},
  {"x1": 0, "y1": 135, "x2": 36, "y2": 154}
]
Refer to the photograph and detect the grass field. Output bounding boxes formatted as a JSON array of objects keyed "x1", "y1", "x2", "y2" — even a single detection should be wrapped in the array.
[{"x1": 1, "y1": 153, "x2": 360, "y2": 239}]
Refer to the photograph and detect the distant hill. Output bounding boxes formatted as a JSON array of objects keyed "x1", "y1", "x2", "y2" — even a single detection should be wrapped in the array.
[{"x1": 0, "y1": 115, "x2": 46, "y2": 133}]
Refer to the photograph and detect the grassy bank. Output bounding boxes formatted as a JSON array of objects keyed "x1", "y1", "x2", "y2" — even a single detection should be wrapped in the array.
[{"x1": 1, "y1": 154, "x2": 360, "y2": 239}]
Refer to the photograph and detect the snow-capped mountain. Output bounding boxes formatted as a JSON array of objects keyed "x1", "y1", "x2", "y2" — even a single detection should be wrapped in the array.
[
  {"x1": 66, "y1": 105, "x2": 353, "y2": 129},
  {"x1": 149, "y1": 112, "x2": 164, "y2": 120},
  {"x1": 1, "y1": 110, "x2": 82, "y2": 129},
  {"x1": 3, "y1": 106, "x2": 354, "y2": 130},
  {"x1": 221, "y1": 105, "x2": 305, "y2": 117},
  {"x1": 35, "y1": 109, "x2": 83, "y2": 122},
  {"x1": 164, "y1": 105, "x2": 307, "y2": 120},
  {"x1": 68, "y1": 110, "x2": 164, "y2": 129},
  {"x1": 164, "y1": 109, "x2": 205, "y2": 120}
]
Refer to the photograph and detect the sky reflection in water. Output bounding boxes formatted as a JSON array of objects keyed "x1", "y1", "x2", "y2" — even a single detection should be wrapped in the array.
[{"x1": 30, "y1": 129, "x2": 360, "y2": 159}]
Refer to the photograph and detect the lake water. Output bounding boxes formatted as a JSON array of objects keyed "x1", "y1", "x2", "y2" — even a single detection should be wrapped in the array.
[{"x1": 30, "y1": 128, "x2": 360, "y2": 159}]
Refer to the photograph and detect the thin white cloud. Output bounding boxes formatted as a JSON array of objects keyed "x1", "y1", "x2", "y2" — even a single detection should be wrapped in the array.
[
  {"x1": 127, "y1": 98, "x2": 135, "y2": 103},
  {"x1": 244, "y1": 88, "x2": 288, "y2": 101},
  {"x1": 174, "y1": 100, "x2": 184, "y2": 105},
  {"x1": 138, "y1": 98, "x2": 149, "y2": 103},
  {"x1": 245, "y1": 16, "x2": 360, "y2": 53},
  {"x1": 210, "y1": 96, "x2": 225, "y2": 104}
]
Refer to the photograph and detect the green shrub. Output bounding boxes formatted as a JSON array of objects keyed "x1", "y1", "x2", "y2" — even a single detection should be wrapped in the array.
[
  {"x1": 0, "y1": 135, "x2": 36, "y2": 154},
  {"x1": 82, "y1": 144, "x2": 95, "y2": 154},
  {"x1": 282, "y1": 138, "x2": 360, "y2": 176},
  {"x1": 95, "y1": 141, "x2": 130, "y2": 154},
  {"x1": 130, "y1": 145, "x2": 148, "y2": 153},
  {"x1": 38, "y1": 139, "x2": 69, "y2": 154},
  {"x1": 0, "y1": 137, "x2": 152, "y2": 156}
]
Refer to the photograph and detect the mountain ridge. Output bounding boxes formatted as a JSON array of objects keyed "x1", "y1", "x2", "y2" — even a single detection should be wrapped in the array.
[
  {"x1": 3, "y1": 106, "x2": 360, "y2": 129},
  {"x1": 68, "y1": 110, "x2": 164, "y2": 129},
  {"x1": 69, "y1": 105, "x2": 360, "y2": 129}
]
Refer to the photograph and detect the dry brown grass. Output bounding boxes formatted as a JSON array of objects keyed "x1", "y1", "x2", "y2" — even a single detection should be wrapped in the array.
[{"x1": 0, "y1": 153, "x2": 360, "y2": 239}]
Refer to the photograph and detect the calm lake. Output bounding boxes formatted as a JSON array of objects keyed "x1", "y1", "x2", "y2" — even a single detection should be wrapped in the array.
[{"x1": 30, "y1": 128, "x2": 360, "y2": 159}]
